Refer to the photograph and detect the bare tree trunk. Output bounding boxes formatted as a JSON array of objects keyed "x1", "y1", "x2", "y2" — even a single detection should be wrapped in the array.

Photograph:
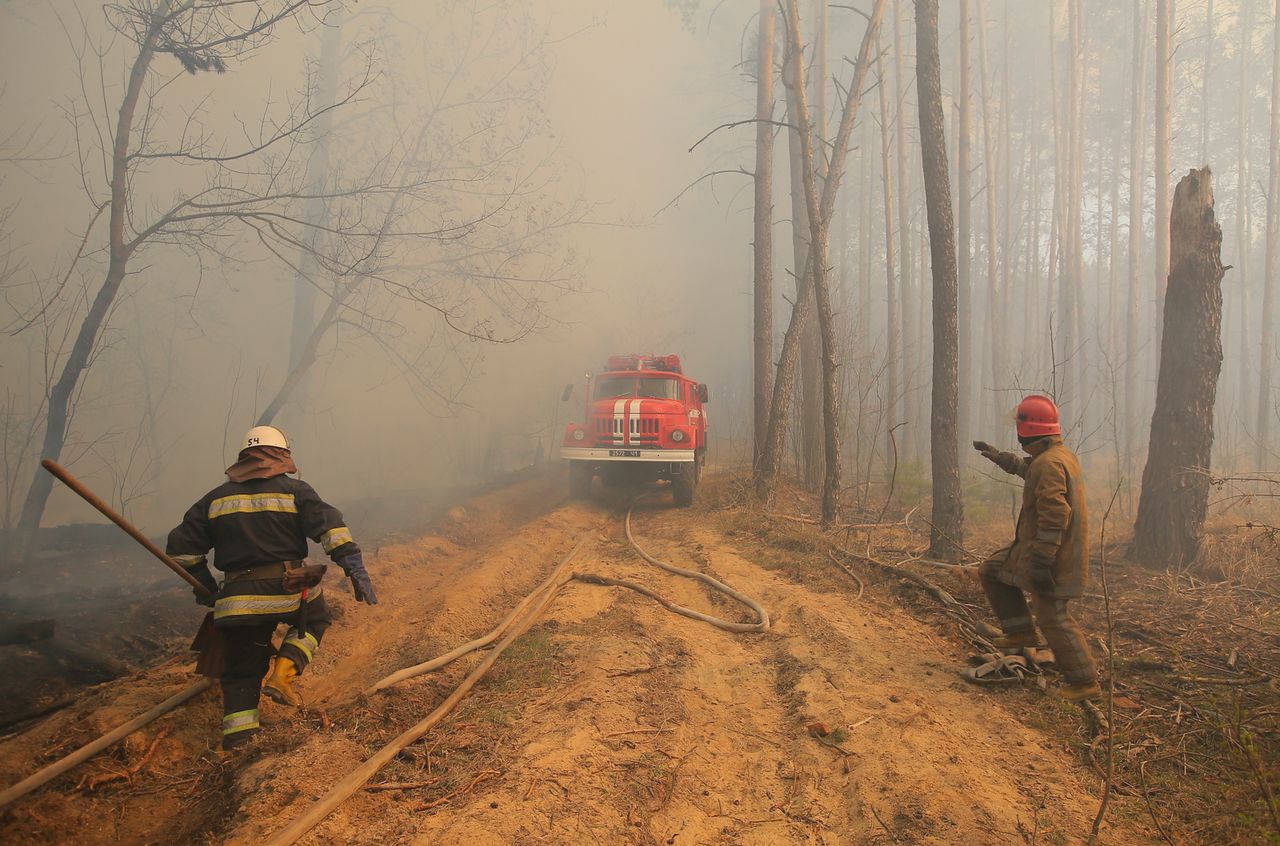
[
  {"x1": 878, "y1": 35, "x2": 899, "y2": 457},
  {"x1": 1132, "y1": 168, "x2": 1225, "y2": 568},
  {"x1": 975, "y1": 0, "x2": 1000, "y2": 432},
  {"x1": 1107, "y1": 130, "x2": 1121, "y2": 368},
  {"x1": 782, "y1": 39, "x2": 818, "y2": 489},
  {"x1": 915, "y1": 0, "x2": 965, "y2": 560},
  {"x1": 1259, "y1": 0, "x2": 1280, "y2": 468},
  {"x1": 12, "y1": 2, "x2": 171, "y2": 563},
  {"x1": 997, "y1": 0, "x2": 1012, "y2": 412},
  {"x1": 1199, "y1": 0, "x2": 1213, "y2": 163},
  {"x1": 752, "y1": 0, "x2": 776, "y2": 470},
  {"x1": 782, "y1": 0, "x2": 882, "y2": 524},
  {"x1": 1047, "y1": 7, "x2": 1065, "y2": 383},
  {"x1": 860, "y1": 124, "x2": 873, "y2": 367},
  {"x1": 258, "y1": 290, "x2": 348, "y2": 427},
  {"x1": 892, "y1": 0, "x2": 913, "y2": 452},
  {"x1": 285, "y1": 12, "x2": 344, "y2": 434},
  {"x1": 957, "y1": 0, "x2": 974, "y2": 450},
  {"x1": 1126, "y1": 0, "x2": 1150, "y2": 489},
  {"x1": 759, "y1": 0, "x2": 887, "y2": 504},
  {"x1": 797, "y1": 0, "x2": 829, "y2": 491},
  {"x1": 1058, "y1": 0, "x2": 1083, "y2": 412},
  {"x1": 1154, "y1": 0, "x2": 1173, "y2": 353},
  {"x1": 1024, "y1": 73, "x2": 1041, "y2": 388},
  {"x1": 1235, "y1": 0, "x2": 1253, "y2": 440}
]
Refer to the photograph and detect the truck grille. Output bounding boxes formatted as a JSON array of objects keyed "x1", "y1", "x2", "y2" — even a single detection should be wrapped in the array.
[{"x1": 595, "y1": 417, "x2": 659, "y2": 442}]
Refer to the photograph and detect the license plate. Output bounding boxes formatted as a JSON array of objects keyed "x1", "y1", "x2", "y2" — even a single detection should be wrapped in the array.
[{"x1": 609, "y1": 449, "x2": 642, "y2": 457}]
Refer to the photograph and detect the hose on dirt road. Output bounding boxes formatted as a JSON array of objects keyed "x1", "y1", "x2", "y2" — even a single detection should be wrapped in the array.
[
  {"x1": 267, "y1": 495, "x2": 770, "y2": 845},
  {"x1": 265, "y1": 547, "x2": 581, "y2": 846},
  {"x1": 364, "y1": 535, "x2": 594, "y2": 695},
  {"x1": 571, "y1": 496, "x2": 769, "y2": 633},
  {"x1": 1, "y1": 491, "x2": 769, "y2": 832}
]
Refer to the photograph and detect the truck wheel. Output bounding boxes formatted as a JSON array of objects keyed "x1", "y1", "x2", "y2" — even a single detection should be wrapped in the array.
[
  {"x1": 672, "y1": 464, "x2": 696, "y2": 507},
  {"x1": 569, "y1": 462, "x2": 593, "y2": 499}
]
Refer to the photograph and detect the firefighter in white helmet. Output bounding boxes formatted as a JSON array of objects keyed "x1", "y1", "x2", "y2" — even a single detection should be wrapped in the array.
[{"x1": 165, "y1": 425, "x2": 379, "y2": 749}]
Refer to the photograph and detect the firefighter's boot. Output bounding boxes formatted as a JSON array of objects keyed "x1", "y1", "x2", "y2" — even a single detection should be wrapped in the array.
[
  {"x1": 993, "y1": 631, "x2": 1040, "y2": 651},
  {"x1": 1059, "y1": 680, "x2": 1102, "y2": 702},
  {"x1": 263, "y1": 656, "x2": 303, "y2": 707}
]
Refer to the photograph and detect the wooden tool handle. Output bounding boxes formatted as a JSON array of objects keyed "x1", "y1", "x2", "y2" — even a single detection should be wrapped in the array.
[{"x1": 40, "y1": 459, "x2": 213, "y2": 597}]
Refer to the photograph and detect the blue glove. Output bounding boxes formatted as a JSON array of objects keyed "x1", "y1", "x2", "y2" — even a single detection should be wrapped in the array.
[{"x1": 340, "y1": 552, "x2": 378, "y2": 605}]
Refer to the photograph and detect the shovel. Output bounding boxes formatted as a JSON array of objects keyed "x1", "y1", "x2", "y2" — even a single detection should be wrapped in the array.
[{"x1": 40, "y1": 459, "x2": 225, "y2": 678}]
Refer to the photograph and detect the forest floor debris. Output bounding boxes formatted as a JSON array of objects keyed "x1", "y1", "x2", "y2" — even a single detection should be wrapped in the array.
[{"x1": 1, "y1": 470, "x2": 1273, "y2": 844}]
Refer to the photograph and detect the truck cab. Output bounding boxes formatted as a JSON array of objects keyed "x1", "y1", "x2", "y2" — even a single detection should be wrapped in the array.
[{"x1": 560, "y1": 354, "x2": 708, "y2": 506}]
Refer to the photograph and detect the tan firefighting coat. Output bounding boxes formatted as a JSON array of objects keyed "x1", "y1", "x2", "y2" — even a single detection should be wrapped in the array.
[{"x1": 985, "y1": 436, "x2": 1089, "y2": 598}]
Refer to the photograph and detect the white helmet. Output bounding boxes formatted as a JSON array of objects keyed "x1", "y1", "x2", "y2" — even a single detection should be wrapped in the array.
[{"x1": 242, "y1": 425, "x2": 290, "y2": 451}]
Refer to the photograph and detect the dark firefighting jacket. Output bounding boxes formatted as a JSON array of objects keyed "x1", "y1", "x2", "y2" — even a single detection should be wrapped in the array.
[{"x1": 166, "y1": 475, "x2": 359, "y2": 626}]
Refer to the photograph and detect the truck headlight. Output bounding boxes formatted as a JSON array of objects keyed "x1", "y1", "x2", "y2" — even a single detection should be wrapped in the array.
[
  {"x1": 572, "y1": 429, "x2": 586, "y2": 441},
  {"x1": 671, "y1": 429, "x2": 685, "y2": 442}
]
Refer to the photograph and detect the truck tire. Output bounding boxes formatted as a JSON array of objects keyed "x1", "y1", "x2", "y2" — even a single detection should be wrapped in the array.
[
  {"x1": 672, "y1": 463, "x2": 696, "y2": 507},
  {"x1": 568, "y1": 462, "x2": 593, "y2": 499}
]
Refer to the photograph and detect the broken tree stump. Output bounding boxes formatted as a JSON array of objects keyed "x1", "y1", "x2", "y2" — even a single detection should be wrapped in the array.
[{"x1": 1132, "y1": 167, "x2": 1226, "y2": 569}]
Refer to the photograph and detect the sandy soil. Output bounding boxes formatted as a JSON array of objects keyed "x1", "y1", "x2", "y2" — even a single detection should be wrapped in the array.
[{"x1": 0, "y1": 473, "x2": 1162, "y2": 845}]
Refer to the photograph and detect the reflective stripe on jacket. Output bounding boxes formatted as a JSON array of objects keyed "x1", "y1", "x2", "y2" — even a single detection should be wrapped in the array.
[{"x1": 165, "y1": 475, "x2": 359, "y2": 575}]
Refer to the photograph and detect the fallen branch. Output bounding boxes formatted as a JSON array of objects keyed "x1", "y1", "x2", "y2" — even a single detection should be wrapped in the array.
[
  {"x1": 768, "y1": 505, "x2": 917, "y2": 532},
  {"x1": 415, "y1": 769, "x2": 501, "y2": 811},
  {"x1": 363, "y1": 780, "x2": 440, "y2": 792},
  {"x1": 825, "y1": 548, "x2": 865, "y2": 599},
  {"x1": 76, "y1": 728, "x2": 170, "y2": 792},
  {"x1": 1169, "y1": 673, "x2": 1269, "y2": 686}
]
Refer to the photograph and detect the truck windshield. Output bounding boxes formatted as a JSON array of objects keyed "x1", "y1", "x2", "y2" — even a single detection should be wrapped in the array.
[{"x1": 593, "y1": 376, "x2": 680, "y2": 400}]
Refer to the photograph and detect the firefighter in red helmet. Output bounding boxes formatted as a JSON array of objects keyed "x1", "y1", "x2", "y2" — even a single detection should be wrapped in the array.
[{"x1": 971, "y1": 395, "x2": 1099, "y2": 701}]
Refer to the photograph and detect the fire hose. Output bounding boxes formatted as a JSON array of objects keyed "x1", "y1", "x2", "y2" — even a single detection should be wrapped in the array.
[
  {"x1": 0, "y1": 493, "x2": 770, "y2": 833},
  {"x1": 0, "y1": 678, "x2": 213, "y2": 811},
  {"x1": 365, "y1": 497, "x2": 767, "y2": 697},
  {"x1": 269, "y1": 496, "x2": 769, "y2": 845}
]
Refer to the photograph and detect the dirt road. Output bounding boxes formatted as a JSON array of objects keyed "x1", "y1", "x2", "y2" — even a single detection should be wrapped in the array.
[{"x1": 0, "y1": 473, "x2": 1160, "y2": 845}]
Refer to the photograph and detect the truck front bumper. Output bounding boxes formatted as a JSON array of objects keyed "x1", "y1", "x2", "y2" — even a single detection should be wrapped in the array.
[{"x1": 560, "y1": 447, "x2": 696, "y2": 463}]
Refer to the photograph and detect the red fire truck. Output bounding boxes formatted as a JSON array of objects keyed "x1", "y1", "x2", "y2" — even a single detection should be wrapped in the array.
[{"x1": 560, "y1": 354, "x2": 709, "y2": 506}]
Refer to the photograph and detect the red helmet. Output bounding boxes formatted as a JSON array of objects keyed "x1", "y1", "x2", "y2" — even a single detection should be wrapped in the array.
[{"x1": 1015, "y1": 394, "x2": 1061, "y2": 438}]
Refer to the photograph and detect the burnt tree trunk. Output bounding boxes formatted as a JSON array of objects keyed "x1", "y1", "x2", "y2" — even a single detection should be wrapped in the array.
[
  {"x1": 1131, "y1": 168, "x2": 1225, "y2": 568},
  {"x1": 752, "y1": 0, "x2": 776, "y2": 470},
  {"x1": 915, "y1": 0, "x2": 965, "y2": 560}
]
